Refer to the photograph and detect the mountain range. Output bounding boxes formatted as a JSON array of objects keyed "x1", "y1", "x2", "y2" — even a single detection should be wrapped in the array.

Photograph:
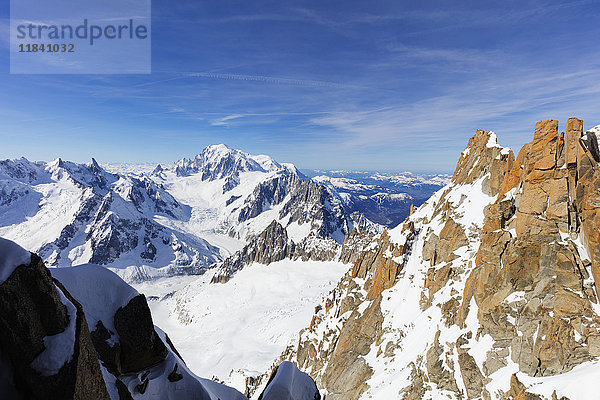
[
  {"x1": 0, "y1": 144, "x2": 444, "y2": 283},
  {"x1": 1, "y1": 118, "x2": 599, "y2": 399}
]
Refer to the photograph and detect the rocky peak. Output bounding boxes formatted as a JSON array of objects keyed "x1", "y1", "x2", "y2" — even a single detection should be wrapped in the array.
[
  {"x1": 89, "y1": 157, "x2": 101, "y2": 172},
  {"x1": 151, "y1": 163, "x2": 164, "y2": 176},
  {"x1": 452, "y1": 129, "x2": 512, "y2": 194},
  {"x1": 0, "y1": 157, "x2": 46, "y2": 184},
  {"x1": 47, "y1": 157, "x2": 117, "y2": 191},
  {"x1": 461, "y1": 117, "x2": 600, "y2": 383}
]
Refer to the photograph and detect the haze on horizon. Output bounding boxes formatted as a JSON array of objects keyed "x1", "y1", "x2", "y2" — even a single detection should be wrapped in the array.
[{"x1": 2, "y1": 0, "x2": 600, "y2": 173}]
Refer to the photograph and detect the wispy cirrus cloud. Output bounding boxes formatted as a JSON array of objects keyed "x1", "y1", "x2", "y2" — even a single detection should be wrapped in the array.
[{"x1": 310, "y1": 66, "x2": 600, "y2": 152}]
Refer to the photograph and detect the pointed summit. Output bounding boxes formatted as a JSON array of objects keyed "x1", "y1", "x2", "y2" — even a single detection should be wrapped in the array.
[
  {"x1": 151, "y1": 164, "x2": 164, "y2": 175},
  {"x1": 452, "y1": 129, "x2": 513, "y2": 196},
  {"x1": 89, "y1": 157, "x2": 102, "y2": 174}
]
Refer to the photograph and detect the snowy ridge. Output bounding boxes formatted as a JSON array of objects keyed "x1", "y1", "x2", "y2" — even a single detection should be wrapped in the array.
[
  {"x1": 0, "y1": 237, "x2": 31, "y2": 284},
  {"x1": 0, "y1": 145, "x2": 369, "y2": 282},
  {"x1": 51, "y1": 264, "x2": 138, "y2": 342},
  {"x1": 0, "y1": 156, "x2": 220, "y2": 282}
]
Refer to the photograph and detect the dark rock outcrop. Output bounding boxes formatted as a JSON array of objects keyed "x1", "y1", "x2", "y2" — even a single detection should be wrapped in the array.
[
  {"x1": 0, "y1": 254, "x2": 109, "y2": 399},
  {"x1": 211, "y1": 220, "x2": 297, "y2": 283},
  {"x1": 212, "y1": 220, "x2": 378, "y2": 284},
  {"x1": 113, "y1": 294, "x2": 169, "y2": 373}
]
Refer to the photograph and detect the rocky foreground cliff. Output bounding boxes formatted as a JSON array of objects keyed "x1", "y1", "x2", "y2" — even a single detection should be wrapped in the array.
[
  {"x1": 246, "y1": 118, "x2": 600, "y2": 400},
  {"x1": 0, "y1": 237, "x2": 321, "y2": 400}
]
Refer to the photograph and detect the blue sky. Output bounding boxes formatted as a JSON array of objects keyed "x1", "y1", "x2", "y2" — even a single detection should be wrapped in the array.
[{"x1": 2, "y1": 0, "x2": 600, "y2": 173}]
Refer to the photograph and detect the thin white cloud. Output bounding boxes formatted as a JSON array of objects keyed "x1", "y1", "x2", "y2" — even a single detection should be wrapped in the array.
[
  {"x1": 210, "y1": 114, "x2": 244, "y2": 126},
  {"x1": 310, "y1": 67, "x2": 600, "y2": 150},
  {"x1": 187, "y1": 72, "x2": 362, "y2": 89}
]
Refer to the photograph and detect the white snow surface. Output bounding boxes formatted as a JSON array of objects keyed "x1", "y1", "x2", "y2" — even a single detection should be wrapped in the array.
[
  {"x1": 519, "y1": 359, "x2": 600, "y2": 399},
  {"x1": 587, "y1": 124, "x2": 600, "y2": 136},
  {"x1": 0, "y1": 237, "x2": 31, "y2": 284},
  {"x1": 133, "y1": 259, "x2": 349, "y2": 392},
  {"x1": 118, "y1": 327, "x2": 246, "y2": 400},
  {"x1": 51, "y1": 264, "x2": 138, "y2": 338},
  {"x1": 259, "y1": 361, "x2": 318, "y2": 400},
  {"x1": 30, "y1": 284, "x2": 77, "y2": 376}
]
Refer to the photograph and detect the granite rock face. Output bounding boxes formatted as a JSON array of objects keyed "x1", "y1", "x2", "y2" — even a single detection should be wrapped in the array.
[
  {"x1": 250, "y1": 119, "x2": 600, "y2": 400},
  {"x1": 113, "y1": 294, "x2": 169, "y2": 373},
  {"x1": 460, "y1": 118, "x2": 600, "y2": 383}
]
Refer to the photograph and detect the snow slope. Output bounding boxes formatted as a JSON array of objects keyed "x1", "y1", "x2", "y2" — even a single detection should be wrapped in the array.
[
  {"x1": 259, "y1": 361, "x2": 320, "y2": 400},
  {"x1": 51, "y1": 264, "x2": 138, "y2": 341},
  {"x1": 0, "y1": 236, "x2": 31, "y2": 284},
  {"x1": 132, "y1": 259, "x2": 349, "y2": 392}
]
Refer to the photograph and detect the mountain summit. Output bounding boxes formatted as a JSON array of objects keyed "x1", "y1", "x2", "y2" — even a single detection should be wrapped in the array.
[{"x1": 172, "y1": 144, "x2": 300, "y2": 180}]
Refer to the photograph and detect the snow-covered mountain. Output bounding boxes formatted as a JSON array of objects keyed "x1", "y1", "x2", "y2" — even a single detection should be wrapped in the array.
[
  {"x1": 150, "y1": 145, "x2": 376, "y2": 245},
  {"x1": 0, "y1": 157, "x2": 219, "y2": 281},
  {"x1": 306, "y1": 170, "x2": 450, "y2": 227},
  {"x1": 0, "y1": 145, "x2": 377, "y2": 282}
]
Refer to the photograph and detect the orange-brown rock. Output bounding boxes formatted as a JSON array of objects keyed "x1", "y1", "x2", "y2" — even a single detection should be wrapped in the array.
[
  {"x1": 574, "y1": 136, "x2": 600, "y2": 295},
  {"x1": 452, "y1": 129, "x2": 510, "y2": 197},
  {"x1": 505, "y1": 374, "x2": 542, "y2": 400},
  {"x1": 533, "y1": 119, "x2": 559, "y2": 141},
  {"x1": 425, "y1": 263, "x2": 454, "y2": 298},
  {"x1": 351, "y1": 223, "x2": 415, "y2": 300},
  {"x1": 437, "y1": 218, "x2": 469, "y2": 261},
  {"x1": 498, "y1": 144, "x2": 526, "y2": 197},
  {"x1": 565, "y1": 117, "x2": 583, "y2": 165},
  {"x1": 425, "y1": 330, "x2": 459, "y2": 392},
  {"x1": 290, "y1": 222, "x2": 418, "y2": 400},
  {"x1": 465, "y1": 118, "x2": 600, "y2": 380},
  {"x1": 320, "y1": 296, "x2": 383, "y2": 400}
]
